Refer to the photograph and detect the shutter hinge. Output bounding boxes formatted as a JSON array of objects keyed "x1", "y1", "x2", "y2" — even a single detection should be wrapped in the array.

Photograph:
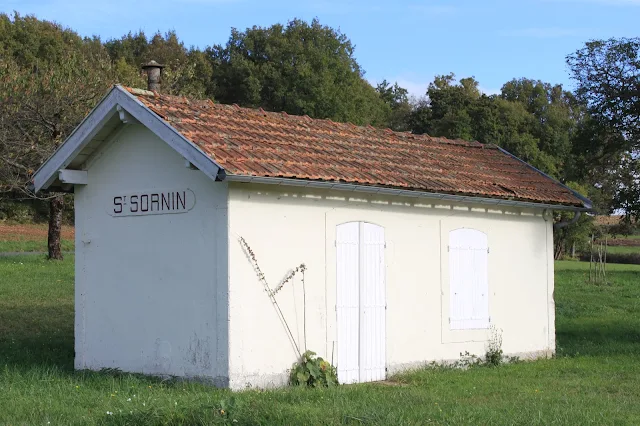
[
  {"x1": 334, "y1": 240, "x2": 337, "y2": 247},
  {"x1": 447, "y1": 245, "x2": 450, "y2": 252},
  {"x1": 487, "y1": 247, "x2": 490, "y2": 254},
  {"x1": 489, "y1": 316, "x2": 491, "y2": 323},
  {"x1": 384, "y1": 242, "x2": 387, "y2": 248},
  {"x1": 448, "y1": 317, "x2": 451, "y2": 324}
]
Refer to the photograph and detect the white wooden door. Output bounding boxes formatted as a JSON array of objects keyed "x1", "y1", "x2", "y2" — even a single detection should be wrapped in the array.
[
  {"x1": 336, "y1": 222, "x2": 360, "y2": 384},
  {"x1": 360, "y1": 223, "x2": 386, "y2": 382},
  {"x1": 336, "y1": 222, "x2": 386, "y2": 384}
]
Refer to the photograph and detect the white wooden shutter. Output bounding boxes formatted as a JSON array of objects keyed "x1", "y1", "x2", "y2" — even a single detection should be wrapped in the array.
[
  {"x1": 449, "y1": 228, "x2": 489, "y2": 330},
  {"x1": 360, "y1": 223, "x2": 386, "y2": 382},
  {"x1": 336, "y1": 222, "x2": 360, "y2": 384},
  {"x1": 449, "y1": 230, "x2": 465, "y2": 330}
]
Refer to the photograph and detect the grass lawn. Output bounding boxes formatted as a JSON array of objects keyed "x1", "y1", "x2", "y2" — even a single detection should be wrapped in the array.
[
  {"x1": 0, "y1": 222, "x2": 74, "y2": 253},
  {"x1": 1, "y1": 257, "x2": 640, "y2": 425},
  {"x1": 606, "y1": 245, "x2": 640, "y2": 255},
  {"x1": 0, "y1": 239, "x2": 75, "y2": 253}
]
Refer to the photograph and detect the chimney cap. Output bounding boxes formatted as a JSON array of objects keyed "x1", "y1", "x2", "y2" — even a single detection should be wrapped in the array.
[{"x1": 142, "y1": 60, "x2": 165, "y2": 70}]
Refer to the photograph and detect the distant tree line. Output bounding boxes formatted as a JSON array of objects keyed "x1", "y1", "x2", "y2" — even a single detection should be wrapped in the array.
[{"x1": 0, "y1": 12, "x2": 638, "y2": 258}]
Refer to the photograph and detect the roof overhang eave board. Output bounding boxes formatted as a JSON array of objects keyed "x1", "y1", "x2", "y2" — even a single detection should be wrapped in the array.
[
  {"x1": 496, "y1": 147, "x2": 593, "y2": 211},
  {"x1": 225, "y1": 174, "x2": 591, "y2": 212},
  {"x1": 31, "y1": 85, "x2": 224, "y2": 192}
]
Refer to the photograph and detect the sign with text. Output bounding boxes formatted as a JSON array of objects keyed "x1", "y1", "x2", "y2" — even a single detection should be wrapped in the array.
[{"x1": 108, "y1": 189, "x2": 196, "y2": 217}]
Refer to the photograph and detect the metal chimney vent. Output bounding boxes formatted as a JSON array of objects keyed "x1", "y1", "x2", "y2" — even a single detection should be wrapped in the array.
[{"x1": 142, "y1": 60, "x2": 165, "y2": 92}]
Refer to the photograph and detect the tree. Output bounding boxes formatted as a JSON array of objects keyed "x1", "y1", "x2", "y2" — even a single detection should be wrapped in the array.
[
  {"x1": 0, "y1": 12, "x2": 83, "y2": 69},
  {"x1": 567, "y1": 38, "x2": 640, "y2": 153},
  {"x1": 409, "y1": 75, "x2": 582, "y2": 178},
  {"x1": 612, "y1": 154, "x2": 640, "y2": 223},
  {"x1": 207, "y1": 18, "x2": 388, "y2": 125},
  {"x1": 410, "y1": 74, "x2": 480, "y2": 140},
  {"x1": 376, "y1": 80, "x2": 411, "y2": 131},
  {"x1": 105, "y1": 30, "x2": 213, "y2": 98},
  {"x1": 567, "y1": 38, "x2": 640, "y2": 218},
  {"x1": 498, "y1": 78, "x2": 582, "y2": 177},
  {"x1": 553, "y1": 182, "x2": 595, "y2": 260},
  {"x1": 0, "y1": 13, "x2": 115, "y2": 259},
  {"x1": 566, "y1": 117, "x2": 626, "y2": 214}
]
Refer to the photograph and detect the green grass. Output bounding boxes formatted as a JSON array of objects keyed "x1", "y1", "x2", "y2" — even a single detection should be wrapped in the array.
[
  {"x1": 1, "y1": 257, "x2": 640, "y2": 425},
  {"x1": 0, "y1": 239, "x2": 74, "y2": 253},
  {"x1": 605, "y1": 245, "x2": 640, "y2": 255},
  {"x1": 555, "y1": 259, "x2": 640, "y2": 271}
]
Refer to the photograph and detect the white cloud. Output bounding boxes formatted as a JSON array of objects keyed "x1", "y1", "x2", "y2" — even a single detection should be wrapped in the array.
[{"x1": 500, "y1": 27, "x2": 586, "y2": 38}]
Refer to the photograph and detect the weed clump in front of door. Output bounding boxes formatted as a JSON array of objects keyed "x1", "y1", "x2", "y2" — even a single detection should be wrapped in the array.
[{"x1": 290, "y1": 350, "x2": 339, "y2": 387}]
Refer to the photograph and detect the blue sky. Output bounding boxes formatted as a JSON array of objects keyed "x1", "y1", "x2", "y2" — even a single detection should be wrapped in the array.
[{"x1": 3, "y1": 0, "x2": 638, "y2": 97}]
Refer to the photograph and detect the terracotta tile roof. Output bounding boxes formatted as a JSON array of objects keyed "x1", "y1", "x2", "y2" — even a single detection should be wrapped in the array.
[{"x1": 126, "y1": 87, "x2": 585, "y2": 207}]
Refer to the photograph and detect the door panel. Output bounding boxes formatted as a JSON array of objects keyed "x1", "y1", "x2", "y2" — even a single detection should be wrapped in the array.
[
  {"x1": 336, "y1": 222, "x2": 386, "y2": 384},
  {"x1": 336, "y1": 222, "x2": 360, "y2": 384},
  {"x1": 360, "y1": 223, "x2": 386, "y2": 382}
]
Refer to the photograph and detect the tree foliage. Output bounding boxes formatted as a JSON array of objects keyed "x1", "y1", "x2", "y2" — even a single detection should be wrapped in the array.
[
  {"x1": 567, "y1": 38, "x2": 640, "y2": 220},
  {"x1": 553, "y1": 182, "x2": 595, "y2": 259},
  {"x1": 376, "y1": 80, "x2": 411, "y2": 131},
  {"x1": 105, "y1": 30, "x2": 213, "y2": 98},
  {"x1": 567, "y1": 38, "x2": 640, "y2": 152},
  {"x1": 0, "y1": 13, "x2": 115, "y2": 195},
  {"x1": 612, "y1": 154, "x2": 640, "y2": 223},
  {"x1": 207, "y1": 19, "x2": 388, "y2": 125},
  {"x1": 409, "y1": 74, "x2": 582, "y2": 178},
  {"x1": 0, "y1": 12, "x2": 116, "y2": 258},
  {"x1": 1, "y1": 13, "x2": 638, "y2": 251}
]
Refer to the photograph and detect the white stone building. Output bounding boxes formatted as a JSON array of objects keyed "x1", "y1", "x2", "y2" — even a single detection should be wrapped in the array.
[{"x1": 32, "y1": 81, "x2": 591, "y2": 390}]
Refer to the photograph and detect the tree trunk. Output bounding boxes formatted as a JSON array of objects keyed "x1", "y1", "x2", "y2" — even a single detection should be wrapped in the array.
[
  {"x1": 554, "y1": 237, "x2": 564, "y2": 260},
  {"x1": 48, "y1": 195, "x2": 64, "y2": 260}
]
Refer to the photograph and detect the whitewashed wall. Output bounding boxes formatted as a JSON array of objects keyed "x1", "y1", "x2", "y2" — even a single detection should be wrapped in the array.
[
  {"x1": 74, "y1": 124, "x2": 229, "y2": 385},
  {"x1": 227, "y1": 182, "x2": 555, "y2": 389}
]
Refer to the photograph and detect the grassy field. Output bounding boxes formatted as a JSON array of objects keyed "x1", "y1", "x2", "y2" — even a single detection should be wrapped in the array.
[
  {"x1": 0, "y1": 222, "x2": 75, "y2": 253},
  {"x1": 1, "y1": 257, "x2": 639, "y2": 425},
  {"x1": 606, "y1": 245, "x2": 640, "y2": 255}
]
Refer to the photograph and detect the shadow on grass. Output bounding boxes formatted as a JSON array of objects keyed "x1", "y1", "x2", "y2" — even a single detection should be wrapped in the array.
[
  {"x1": 95, "y1": 403, "x2": 380, "y2": 426},
  {"x1": 97, "y1": 408, "x2": 223, "y2": 426},
  {"x1": 0, "y1": 303, "x2": 74, "y2": 370},
  {"x1": 556, "y1": 319, "x2": 640, "y2": 357},
  {"x1": 0, "y1": 335, "x2": 74, "y2": 370},
  {"x1": 0, "y1": 308, "x2": 207, "y2": 388}
]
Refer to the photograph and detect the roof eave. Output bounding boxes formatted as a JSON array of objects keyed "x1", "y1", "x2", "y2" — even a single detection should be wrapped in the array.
[
  {"x1": 225, "y1": 174, "x2": 590, "y2": 212},
  {"x1": 32, "y1": 86, "x2": 119, "y2": 192},
  {"x1": 32, "y1": 85, "x2": 225, "y2": 192},
  {"x1": 496, "y1": 146, "x2": 594, "y2": 211}
]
